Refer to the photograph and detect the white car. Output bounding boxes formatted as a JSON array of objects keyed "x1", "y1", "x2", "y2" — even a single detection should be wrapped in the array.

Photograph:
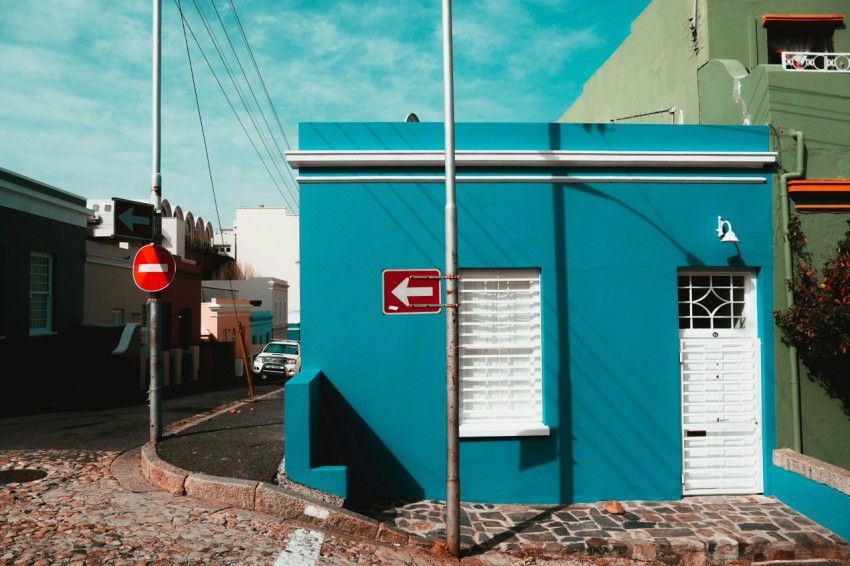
[{"x1": 253, "y1": 339, "x2": 301, "y2": 381}]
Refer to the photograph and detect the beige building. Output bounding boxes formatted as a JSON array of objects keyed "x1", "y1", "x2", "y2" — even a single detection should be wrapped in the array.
[{"x1": 216, "y1": 206, "x2": 300, "y2": 323}]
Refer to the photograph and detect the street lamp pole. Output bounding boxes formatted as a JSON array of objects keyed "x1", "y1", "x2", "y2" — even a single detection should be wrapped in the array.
[
  {"x1": 441, "y1": 0, "x2": 460, "y2": 557},
  {"x1": 149, "y1": 0, "x2": 164, "y2": 443}
]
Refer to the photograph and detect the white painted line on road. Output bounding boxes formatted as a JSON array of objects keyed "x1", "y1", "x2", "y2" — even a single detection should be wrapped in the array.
[
  {"x1": 304, "y1": 504, "x2": 329, "y2": 520},
  {"x1": 275, "y1": 528, "x2": 324, "y2": 566}
]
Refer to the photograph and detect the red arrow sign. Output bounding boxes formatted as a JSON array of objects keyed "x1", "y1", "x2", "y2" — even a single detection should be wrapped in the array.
[
  {"x1": 382, "y1": 269, "x2": 441, "y2": 314},
  {"x1": 133, "y1": 244, "x2": 176, "y2": 292}
]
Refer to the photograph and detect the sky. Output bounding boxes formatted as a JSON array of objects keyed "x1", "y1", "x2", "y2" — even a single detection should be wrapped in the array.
[{"x1": 1, "y1": 0, "x2": 650, "y2": 234}]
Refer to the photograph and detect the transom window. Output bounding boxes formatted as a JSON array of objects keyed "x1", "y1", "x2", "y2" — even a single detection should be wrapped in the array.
[
  {"x1": 458, "y1": 269, "x2": 547, "y2": 437},
  {"x1": 29, "y1": 252, "x2": 53, "y2": 335},
  {"x1": 678, "y1": 272, "x2": 755, "y2": 335}
]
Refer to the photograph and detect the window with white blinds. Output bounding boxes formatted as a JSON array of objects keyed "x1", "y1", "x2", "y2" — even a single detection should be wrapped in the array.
[
  {"x1": 29, "y1": 252, "x2": 53, "y2": 335},
  {"x1": 458, "y1": 269, "x2": 548, "y2": 437}
]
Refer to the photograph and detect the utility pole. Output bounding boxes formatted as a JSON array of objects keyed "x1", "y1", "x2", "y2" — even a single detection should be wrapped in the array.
[
  {"x1": 149, "y1": 0, "x2": 164, "y2": 443},
  {"x1": 441, "y1": 0, "x2": 460, "y2": 557}
]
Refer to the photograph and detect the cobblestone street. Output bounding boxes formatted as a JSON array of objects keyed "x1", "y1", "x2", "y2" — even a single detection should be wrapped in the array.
[
  {"x1": 2, "y1": 387, "x2": 846, "y2": 565},
  {"x1": 1, "y1": 449, "x2": 295, "y2": 564},
  {"x1": 0, "y1": 449, "x2": 567, "y2": 565}
]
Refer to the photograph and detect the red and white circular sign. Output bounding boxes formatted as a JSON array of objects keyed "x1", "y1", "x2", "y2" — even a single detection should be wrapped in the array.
[{"x1": 132, "y1": 244, "x2": 176, "y2": 292}]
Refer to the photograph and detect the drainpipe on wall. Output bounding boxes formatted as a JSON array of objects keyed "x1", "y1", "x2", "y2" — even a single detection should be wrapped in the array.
[{"x1": 778, "y1": 130, "x2": 805, "y2": 452}]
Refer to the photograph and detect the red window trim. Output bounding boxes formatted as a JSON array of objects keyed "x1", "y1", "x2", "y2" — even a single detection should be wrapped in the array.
[
  {"x1": 788, "y1": 179, "x2": 850, "y2": 193},
  {"x1": 762, "y1": 14, "x2": 844, "y2": 26},
  {"x1": 789, "y1": 180, "x2": 850, "y2": 211}
]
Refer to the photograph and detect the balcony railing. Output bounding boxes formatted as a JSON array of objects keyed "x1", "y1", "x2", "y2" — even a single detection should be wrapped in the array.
[{"x1": 782, "y1": 51, "x2": 850, "y2": 72}]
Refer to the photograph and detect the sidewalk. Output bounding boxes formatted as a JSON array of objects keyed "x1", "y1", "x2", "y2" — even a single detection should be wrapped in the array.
[{"x1": 142, "y1": 388, "x2": 849, "y2": 564}]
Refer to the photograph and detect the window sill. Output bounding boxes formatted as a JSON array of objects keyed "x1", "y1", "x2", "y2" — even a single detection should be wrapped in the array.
[
  {"x1": 28, "y1": 330, "x2": 57, "y2": 337},
  {"x1": 460, "y1": 422, "x2": 550, "y2": 438}
]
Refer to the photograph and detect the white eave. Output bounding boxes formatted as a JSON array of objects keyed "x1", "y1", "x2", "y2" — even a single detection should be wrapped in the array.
[
  {"x1": 285, "y1": 150, "x2": 778, "y2": 170},
  {"x1": 0, "y1": 174, "x2": 92, "y2": 228}
]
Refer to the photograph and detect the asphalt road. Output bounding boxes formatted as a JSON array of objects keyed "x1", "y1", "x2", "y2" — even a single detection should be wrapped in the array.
[
  {"x1": 154, "y1": 385, "x2": 285, "y2": 483},
  {"x1": 0, "y1": 382, "x2": 281, "y2": 455}
]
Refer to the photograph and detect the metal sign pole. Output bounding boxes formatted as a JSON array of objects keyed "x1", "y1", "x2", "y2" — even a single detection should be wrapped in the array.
[
  {"x1": 441, "y1": 0, "x2": 460, "y2": 557},
  {"x1": 149, "y1": 0, "x2": 164, "y2": 444}
]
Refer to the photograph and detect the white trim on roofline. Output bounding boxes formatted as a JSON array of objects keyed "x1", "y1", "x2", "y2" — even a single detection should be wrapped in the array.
[
  {"x1": 286, "y1": 150, "x2": 777, "y2": 169},
  {"x1": 0, "y1": 179, "x2": 93, "y2": 227},
  {"x1": 295, "y1": 174, "x2": 768, "y2": 185}
]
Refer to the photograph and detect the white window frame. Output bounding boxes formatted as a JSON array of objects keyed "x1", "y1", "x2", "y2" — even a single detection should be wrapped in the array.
[
  {"x1": 458, "y1": 268, "x2": 548, "y2": 438},
  {"x1": 29, "y1": 252, "x2": 53, "y2": 335},
  {"x1": 677, "y1": 271, "x2": 756, "y2": 339}
]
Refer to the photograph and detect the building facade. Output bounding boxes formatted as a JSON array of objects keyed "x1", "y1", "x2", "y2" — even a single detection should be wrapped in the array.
[
  {"x1": 216, "y1": 207, "x2": 300, "y2": 323},
  {"x1": 202, "y1": 277, "x2": 289, "y2": 341},
  {"x1": 559, "y1": 0, "x2": 850, "y2": 537},
  {"x1": 0, "y1": 168, "x2": 149, "y2": 407},
  {"x1": 282, "y1": 122, "x2": 792, "y2": 515}
]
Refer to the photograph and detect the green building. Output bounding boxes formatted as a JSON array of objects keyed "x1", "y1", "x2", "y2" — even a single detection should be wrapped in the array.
[{"x1": 561, "y1": 0, "x2": 850, "y2": 488}]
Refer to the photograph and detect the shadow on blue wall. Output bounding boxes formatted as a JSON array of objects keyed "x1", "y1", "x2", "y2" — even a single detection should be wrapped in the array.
[
  {"x1": 319, "y1": 377, "x2": 425, "y2": 505},
  {"x1": 547, "y1": 123, "x2": 575, "y2": 503}
]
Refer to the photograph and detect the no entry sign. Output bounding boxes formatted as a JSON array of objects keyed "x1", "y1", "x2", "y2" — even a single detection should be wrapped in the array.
[
  {"x1": 133, "y1": 244, "x2": 176, "y2": 292},
  {"x1": 382, "y1": 269, "x2": 441, "y2": 314}
]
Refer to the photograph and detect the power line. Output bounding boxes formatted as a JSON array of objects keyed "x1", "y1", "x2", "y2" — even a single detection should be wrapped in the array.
[
  {"x1": 176, "y1": 0, "x2": 224, "y2": 234},
  {"x1": 172, "y1": 0, "x2": 298, "y2": 213},
  {"x1": 209, "y1": 0, "x2": 300, "y2": 207},
  {"x1": 226, "y1": 0, "x2": 300, "y2": 194},
  {"x1": 210, "y1": 0, "x2": 287, "y2": 166},
  {"x1": 228, "y1": 0, "x2": 293, "y2": 153},
  {"x1": 188, "y1": 0, "x2": 298, "y2": 211}
]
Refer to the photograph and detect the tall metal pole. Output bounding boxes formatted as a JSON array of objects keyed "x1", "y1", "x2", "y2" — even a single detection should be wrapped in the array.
[
  {"x1": 149, "y1": 0, "x2": 164, "y2": 443},
  {"x1": 441, "y1": 0, "x2": 460, "y2": 557}
]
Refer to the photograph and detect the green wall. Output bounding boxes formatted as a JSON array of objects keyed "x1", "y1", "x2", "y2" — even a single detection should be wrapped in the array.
[
  {"x1": 559, "y1": 0, "x2": 850, "y2": 469},
  {"x1": 558, "y1": 0, "x2": 700, "y2": 124}
]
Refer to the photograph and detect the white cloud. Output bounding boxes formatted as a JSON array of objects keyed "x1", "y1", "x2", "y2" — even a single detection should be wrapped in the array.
[{"x1": 0, "y1": 0, "x2": 648, "y2": 228}]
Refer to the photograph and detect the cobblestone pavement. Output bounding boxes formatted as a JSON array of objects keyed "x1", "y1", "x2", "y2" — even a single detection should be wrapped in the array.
[
  {"x1": 4, "y1": 385, "x2": 847, "y2": 565},
  {"x1": 353, "y1": 496, "x2": 849, "y2": 564},
  {"x1": 0, "y1": 448, "x2": 581, "y2": 565}
]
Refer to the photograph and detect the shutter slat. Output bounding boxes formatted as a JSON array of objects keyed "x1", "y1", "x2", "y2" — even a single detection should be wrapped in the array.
[{"x1": 459, "y1": 270, "x2": 542, "y2": 426}]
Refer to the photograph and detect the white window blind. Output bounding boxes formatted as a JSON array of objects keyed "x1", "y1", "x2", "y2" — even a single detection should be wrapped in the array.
[
  {"x1": 29, "y1": 252, "x2": 52, "y2": 335},
  {"x1": 458, "y1": 269, "x2": 547, "y2": 437}
]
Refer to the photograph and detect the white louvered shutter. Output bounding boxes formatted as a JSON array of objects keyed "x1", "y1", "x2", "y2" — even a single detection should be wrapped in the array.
[{"x1": 458, "y1": 269, "x2": 546, "y2": 437}]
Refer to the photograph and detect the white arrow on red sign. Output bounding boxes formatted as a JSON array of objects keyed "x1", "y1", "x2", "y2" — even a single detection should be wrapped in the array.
[
  {"x1": 382, "y1": 269, "x2": 441, "y2": 314},
  {"x1": 391, "y1": 276, "x2": 436, "y2": 306}
]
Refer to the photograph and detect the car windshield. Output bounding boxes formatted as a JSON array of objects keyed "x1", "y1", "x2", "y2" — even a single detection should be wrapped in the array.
[{"x1": 265, "y1": 343, "x2": 299, "y2": 355}]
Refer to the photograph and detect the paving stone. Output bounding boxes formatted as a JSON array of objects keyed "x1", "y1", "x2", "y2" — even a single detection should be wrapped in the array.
[
  {"x1": 5, "y1": 397, "x2": 848, "y2": 566},
  {"x1": 740, "y1": 522, "x2": 780, "y2": 531}
]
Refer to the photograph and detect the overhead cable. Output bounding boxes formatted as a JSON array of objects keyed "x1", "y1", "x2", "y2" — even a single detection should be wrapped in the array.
[
  {"x1": 189, "y1": 0, "x2": 299, "y2": 211},
  {"x1": 173, "y1": 0, "x2": 298, "y2": 213}
]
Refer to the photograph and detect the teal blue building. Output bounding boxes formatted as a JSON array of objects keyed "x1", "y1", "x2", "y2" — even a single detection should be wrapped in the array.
[
  {"x1": 251, "y1": 310, "x2": 273, "y2": 347},
  {"x1": 285, "y1": 122, "x2": 781, "y2": 508}
]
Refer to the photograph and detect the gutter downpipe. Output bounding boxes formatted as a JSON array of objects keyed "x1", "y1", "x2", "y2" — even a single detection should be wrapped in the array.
[{"x1": 778, "y1": 130, "x2": 805, "y2": 451}]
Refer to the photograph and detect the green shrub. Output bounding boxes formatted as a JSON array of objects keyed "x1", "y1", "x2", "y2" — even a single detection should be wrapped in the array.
[
  {"x1": 774, "y1": 216, "x2": 850, "y2": 361},
  {"x1": 774, "y1": 216, "x2": 850, "y2": 416}
]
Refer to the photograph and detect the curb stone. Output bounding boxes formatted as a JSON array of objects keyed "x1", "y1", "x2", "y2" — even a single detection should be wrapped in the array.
[
  {"x1": 140, "y1": 440, "x2": 421, "y2": 548},
  {"x1": 185, "y1": 473, "x2": 257, "y2": 510},
  {"x1": 140, "y1": 442, "x2": 187, "y2": 495}
]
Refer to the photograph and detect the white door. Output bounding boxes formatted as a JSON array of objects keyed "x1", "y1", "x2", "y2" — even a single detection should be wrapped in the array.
[{"x1": 678, "y1": 272, "x2": 763, "y2": 495}]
